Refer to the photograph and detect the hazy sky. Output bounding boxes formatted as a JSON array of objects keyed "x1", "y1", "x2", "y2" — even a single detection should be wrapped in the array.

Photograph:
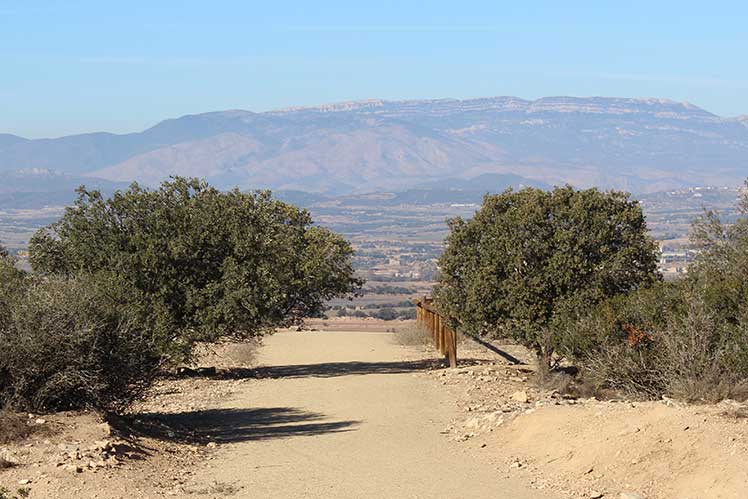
[{"x1": 2, "y1": 1, "x2": 747, "y2": 138}]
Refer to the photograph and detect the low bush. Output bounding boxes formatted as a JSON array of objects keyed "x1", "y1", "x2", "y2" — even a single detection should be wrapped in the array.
[
  {"x1": 0, "y1": 408, "x2": 32, "y2": 445},
  {"x1": 564, "y1": 283, "x2": 748, "y2": 402},
  {"x1": 393, "y1": 325, "x2": 431, "y2": 347},
  {"x1": 0, "y1": 273, "x2": 161, "y2": 412},
  {"x1": 556, "y1": 188, "x2": 748, "y2": 402}
]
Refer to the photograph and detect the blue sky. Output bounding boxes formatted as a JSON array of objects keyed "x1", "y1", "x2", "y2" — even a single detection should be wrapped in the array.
[{"x1": 2, "y1": 1, "x2": 747, "y2": 138}]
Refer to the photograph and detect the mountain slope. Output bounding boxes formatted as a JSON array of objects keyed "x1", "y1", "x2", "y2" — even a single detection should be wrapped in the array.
[
  {"x1": 0, "y1": 169, "x2": 129, "y2": 209},
  {"x1": 3, "y1": 97, "x2": 748, "y2": 194}
]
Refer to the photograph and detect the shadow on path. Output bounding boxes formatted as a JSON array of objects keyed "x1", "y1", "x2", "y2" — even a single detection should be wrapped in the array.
[
  {"x1": 122, "y1": 407, "x2": 359, "y2": 445},
  {"x1": 223, "y1": 358, "x2": 458, "y2": 379},
  {"x1": 466, "y1": 336, "x2": 525, "y2": 365}
]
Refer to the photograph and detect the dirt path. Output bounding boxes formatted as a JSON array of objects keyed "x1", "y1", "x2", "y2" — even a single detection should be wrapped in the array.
[{"x1": 179, "y1": 331, "x2": 557, "y2": 499}]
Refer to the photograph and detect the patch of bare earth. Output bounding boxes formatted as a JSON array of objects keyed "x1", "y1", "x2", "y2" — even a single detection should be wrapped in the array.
[
  {"x1": 4, "y1": 332, "x2": 748, "y2": 498},
  {"x1": 430, "y1": 338, "x2": 748, "y2": 499},
  {"x1": 0, "y1": 343, "x2": 260, "y2": 498}
]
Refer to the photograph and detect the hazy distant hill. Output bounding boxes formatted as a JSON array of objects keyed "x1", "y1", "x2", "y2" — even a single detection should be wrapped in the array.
[
  {"x1": 2, "y1": 97, "x2": 748, "y2": 195},
  {"x1": 0, "y1": 169, "x2": 128, "y2": 209}
]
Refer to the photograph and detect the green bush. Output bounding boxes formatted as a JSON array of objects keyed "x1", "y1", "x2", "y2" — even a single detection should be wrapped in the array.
[
  {"x1": 560, "y1": 187, "x2": 748, "y2": 401},
  {"x1": 434, "y1": 185, "x2": 659, "y2": 364},
  {"x1": 371, "y1": 307, "x2": 398, "y2": 320},
  {"x1": 0, "y1": 273, "x2": 161, "y2": 412},
  {"x1": 29, "y1": 178, "x2": 362, "y2": 363}
]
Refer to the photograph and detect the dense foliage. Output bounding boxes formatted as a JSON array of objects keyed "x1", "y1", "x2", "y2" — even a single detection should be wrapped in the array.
[
  {"x1": 434, "y1": 186, "x2": 659, "y2": 363},
  {"x1": 0, "y1": 273, "x2": 160, "y2": 412},
  {"x1": 29, "y1": 177, "x2": 362, "y2": 362},
  {"x1": 560, "y1": 191, "x2": 748, "y2": 401}
]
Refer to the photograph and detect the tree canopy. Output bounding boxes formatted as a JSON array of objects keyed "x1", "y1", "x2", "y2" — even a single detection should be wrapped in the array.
[
  {"x1": 433, "y1": 185, "x2": 659, "y2": 363},
  {"x1": 29, "y1": 177, "x2": 362, "y2": 361}
]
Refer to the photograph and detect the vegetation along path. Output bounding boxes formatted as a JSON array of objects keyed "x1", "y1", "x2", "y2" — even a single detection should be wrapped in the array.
[{"x1": 179, "y1": 331, "x2": 556, "y2": 499}]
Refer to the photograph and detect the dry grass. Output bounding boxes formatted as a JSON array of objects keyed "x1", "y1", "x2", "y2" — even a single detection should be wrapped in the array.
[
  {"x1": 222, "y1": 340, "x2": 261, "y2": 368},
  {"x1": 192, "y1": 339, "x2": 262, "y2": 370},
  {"x1": 392, "y1": 325, "x2": 432, "y2": 347},
  {"x1": 0, "y1": 409, "x2": 31, "y2": 444},
  {"x1": 719, "y1": 401, "x2": 748, "y2": 419},
  {"x1": 534, "y1": 367, "x2": 609, "y2": 400}
]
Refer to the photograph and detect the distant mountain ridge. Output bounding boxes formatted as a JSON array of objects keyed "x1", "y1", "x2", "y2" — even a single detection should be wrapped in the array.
[{"x1": 2, "y1": 96, "x2": 748, "y2": 196}]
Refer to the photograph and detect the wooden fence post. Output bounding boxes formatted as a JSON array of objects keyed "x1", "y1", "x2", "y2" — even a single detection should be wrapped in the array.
[{"x1": 416, "y1": 296, "x2": 458, "y2": 368}]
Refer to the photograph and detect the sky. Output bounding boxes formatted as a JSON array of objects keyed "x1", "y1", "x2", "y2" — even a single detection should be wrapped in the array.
[{"x1": 2, "y1": 0, "x2": 748, "y2": 138}]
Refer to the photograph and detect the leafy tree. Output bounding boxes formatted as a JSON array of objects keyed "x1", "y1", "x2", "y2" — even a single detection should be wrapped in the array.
[
  {"x1": 434, "y1": 185, "x2": 659, "y2": 365},
  {"x1": 545, "y1": 183, "x2": 748, "y2": 402},
  {"x1": 687, "y1": 182, "x2": 748, "y2": 325},
  {"x1": 29, "y1": 177, "x2": 362, "y2": 362}
]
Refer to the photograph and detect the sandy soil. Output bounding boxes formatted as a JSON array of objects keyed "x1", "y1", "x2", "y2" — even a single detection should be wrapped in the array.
[
  {"x1": 1, "y1": 331, "x2": 554, "y2": 499},
  {"x1": 4, "y1": 330, "x2": 748, "y2": 498},
  {"x1": 171, "y1": 331, "x2": 556, "y2": 498},
  {"x1": 298, "y1": 316, "x2": 416, "y2": 332},
  {"x1": 429, "y1": 340, "x2": 748, "y2": 499}
]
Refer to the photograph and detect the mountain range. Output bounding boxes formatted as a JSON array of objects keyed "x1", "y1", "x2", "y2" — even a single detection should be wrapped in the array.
[{"x1": 1, "y1": 96, "x2": 747, "y2": 201}]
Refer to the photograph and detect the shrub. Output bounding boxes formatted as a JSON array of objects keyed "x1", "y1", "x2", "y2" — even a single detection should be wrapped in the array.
[
  {"x1": 393, "y1": 324, "x2": 431, "y2": 346},
  {"x1": 0, "y1": 274, "x2": 160, "y2": 412},
  {"x1": 0, "y1": 408, "x2": 33, "y2": 444},
  {"x1": 566, "y1": 282, "x2": 748, "y2": 402},
  {"x1": 434, "y1": 185, "x2": 659, "y2": 365},
  {"x1": 561, "y1": 187, "x2": 748, "y2": 402},
  {"x1": 396, "y1": 308, "x2": 417, "y2": 320},
  {"x1": 28, "y1": 178, "x2": 362, "y2": 363},
  {"x1": 336, "y1": 307, "x2": 349, "y2": 317}
]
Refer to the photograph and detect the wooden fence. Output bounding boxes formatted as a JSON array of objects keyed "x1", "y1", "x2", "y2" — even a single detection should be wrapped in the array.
[{"x1": 415, "y1": 296, "x2": 457, "y2": 368}]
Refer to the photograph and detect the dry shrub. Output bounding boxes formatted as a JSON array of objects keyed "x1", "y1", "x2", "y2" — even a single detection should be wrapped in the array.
[
  {"x1": 192, "y1": 338, "x2": 261, "y2": 369},
  {"x1": 220, "y1": 339, "x2": 261, "y2": 368},
  {"x1": 575, "y1": 290, "x2": 748, "y2": 402},
  {"x1": 392, "y1": 324, "x2": 431, "y2": 347},
  {"x1": 0, "y1": 408, "x2": 31, "y2": 444},
  {"x1": 534, "y1": 365, "x2": 608, "y2": 399},
  {"x1": 0, "y1": 275, "x2": 161, "y2": 413}
]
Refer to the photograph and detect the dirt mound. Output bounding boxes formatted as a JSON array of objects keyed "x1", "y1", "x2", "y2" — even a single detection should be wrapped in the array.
[
  {"x1": 493, "y1": 400, "x2": 748, "y2": 499},
  {"x1": 436, "y1": 339, "x2": 748, "y2": 498}
]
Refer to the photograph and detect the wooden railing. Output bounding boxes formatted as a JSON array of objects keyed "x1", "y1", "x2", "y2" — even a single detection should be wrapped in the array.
[{"x1": 416, "y1": 296, "x2": 457, "y2": 368}]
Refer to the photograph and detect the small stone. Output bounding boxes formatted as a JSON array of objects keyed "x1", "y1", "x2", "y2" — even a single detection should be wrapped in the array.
[
  {"x1": 465, "y1": 417, "x2": 481, "y2": 430},
  {"x1": 589, "y1": 491, "x2": 604, "y2": 498},
  {"x1": 511, "y1": 390, "x2": 529, "y2": 403},
  {"x1": 34, "y1": 418, "x2": 46, "y2": 424},
  {"x1": 206, "y1": 442, "x2": 217, "y2": 448},
  {"x1": 18, "y1": 479, "x2": 32, "y2": 485},
  {"x1": 62, "y1": 463, "x2": 83, "y2": 473}
]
